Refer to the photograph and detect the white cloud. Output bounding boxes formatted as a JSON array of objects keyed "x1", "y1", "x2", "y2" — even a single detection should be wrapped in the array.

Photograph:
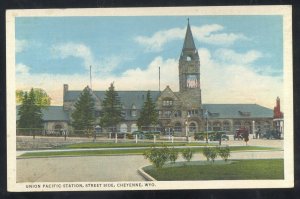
[
  {"x1": 15, "y1": 48, "x2": 282, "y2": 108},
  {"x1": 134, "y1": 28, "x2": 185, "y2": 52},
  {"x1": 16, "y1": 63, "x2": 30, "y2": 75},
  {"x1": 16, "y1": 39, "x2": 28, "y2": 53},
  {"x1": 51, "y1": 42, "x2": 121, "y2": 74},
  {"x1": 214, "y1": 48, "x2": 263, "y2": 64},
  {"x1": 199, "y1": 48, "x2": 282, "y2": 108},
  {"x1": 192, "y1": 24, "x2": 248, "y2": 46},
  {"x1": 135, "y1": 24, "x2": 248, "y2": 52}
]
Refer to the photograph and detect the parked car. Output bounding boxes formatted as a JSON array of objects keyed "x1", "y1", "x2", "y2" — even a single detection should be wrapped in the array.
[
  {"x1": 131, "y1": 130, "x2": 161, "y2": 139},
  {"x1": 143, "y1": 131, "x2": 161, "y2": 139},
  {"x1": 261, "y1": 129, "x2": 281, "y2": 139},
  {"x1": 132, "y1": 130, "x2": 144, "y2": 139},
  {"x1": 109, "y1": 132, "x2": 127, "y2": 139},
  {"x1": 234, "y1": 128, "x2": 249, "y2": 140}
]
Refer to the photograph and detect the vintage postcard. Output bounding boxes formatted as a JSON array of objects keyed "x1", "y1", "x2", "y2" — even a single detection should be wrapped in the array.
[{"x1": 6, "y1": 6, "x2": 293, "y2": 191}]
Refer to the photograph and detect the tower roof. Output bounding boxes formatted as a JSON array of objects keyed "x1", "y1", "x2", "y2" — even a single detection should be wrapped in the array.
[{"x1": 182, "y1": 19, "x2": 196, "y2": 50}]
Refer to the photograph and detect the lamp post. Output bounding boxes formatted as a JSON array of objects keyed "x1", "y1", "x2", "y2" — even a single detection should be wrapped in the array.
[
  {"x1": 252, "y1": 121, "x2": 255, "y2": 139},
  {"x1": 185, "y1": 114, "x2": 190, "y2": 141},
  {"x1": 204, "y1": 110, "x2": 209, "y2": 143}
]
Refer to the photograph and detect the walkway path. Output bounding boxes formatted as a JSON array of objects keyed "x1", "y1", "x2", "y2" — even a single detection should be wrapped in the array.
[{"x1": 17, "y1": 150, "x2": 283, "y2": 183}]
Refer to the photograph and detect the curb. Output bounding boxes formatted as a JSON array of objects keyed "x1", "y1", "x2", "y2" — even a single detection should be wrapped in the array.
[{"x1": 138, "y1": 166, "x2": 157, "y2": 181}]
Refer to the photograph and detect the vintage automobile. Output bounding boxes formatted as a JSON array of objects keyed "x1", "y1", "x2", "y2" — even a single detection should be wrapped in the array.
[
  {"x1": 194, "y1": 131, "x2": 229, "y2": 141},
  {"x1": 131, "y1": 130, "x2": 160, "y2": 139},
  {"x1": 234, "y1": 127, "x2": 249, "y2": 140},
  {"x1": 261, "y1": 129, "x2": 281, "y2": 139}
]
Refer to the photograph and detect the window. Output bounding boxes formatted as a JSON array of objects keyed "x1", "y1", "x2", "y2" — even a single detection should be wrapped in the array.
[
  {"x1": 119, "y1": 123, "x2": 127, "y2": 133},
  {"x1": 223, "y1": 121, "x2": 230, "y2": 131},
  {"x1": 131, "y1": 124, "x2": 138, "y2": 132},
  {"x1": 189, "y1": 122, "x2": 197, "y2": 132},
  {"x1": 164, "y1": 110, "x2": 172, "y2": 118},
  {"x1": 233, "y1": 121, "x2": 241, "y2": 130},
  {"x1": 212, "y1": 121, "x2": 221, "y2": 131},
  {"x1": 163, "y1": 100, "x2": 173, "y2": 106},
  {"x1": 186, "y1": 75, "x2": 198, "y2": 88},
  {"x1": 187, "y1": 56, "x2": 192, "y2": 61},
  {"x1": 131, "y1": 110, "x2": 137, "y2": 117},
  {"x1": 174, "y1": 110, "x2": 181, "y2": 117},
  {"x1": 187, "y1": 109, "x2": 198, "y2": 116},
  {"x1": 174, "y1": 122, "x2": 182, "y2": 132},
  {"x1": 158, "y1": 110, "x2": 162, "y2": 116},
  {"x1": 131, "y1": 104, "x2": 137, "y2": 117}
]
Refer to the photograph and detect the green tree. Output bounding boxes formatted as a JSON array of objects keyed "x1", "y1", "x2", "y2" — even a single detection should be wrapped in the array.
[
  {"x1": 17, "y1": 88, "x2": 43, "y2": 129},
  {"x1": 100, "y1": 83, "x2": 123, "y2": 131},
  {"x1": 71, "y1": 87, "x2": 95, "y2": 133},
  {"x1": 137, "y1": 91, "x2": 158, "y2": 129},
  {"x1": 182, "y1": 148, "x2": 194, "y2": 162},
  {"x1": 16, "y1": 88, "x2": 51, "y2": 106}
]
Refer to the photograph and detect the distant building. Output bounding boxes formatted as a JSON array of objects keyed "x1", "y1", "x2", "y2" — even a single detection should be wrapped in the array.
[{"x1": 17, "y1": 21, "x2": 279, "y2": 136}]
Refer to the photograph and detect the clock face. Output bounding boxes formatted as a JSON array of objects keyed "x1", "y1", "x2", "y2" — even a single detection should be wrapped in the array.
[{"x1": 187, "y1": 65, "x2": 196, "y2": 73}]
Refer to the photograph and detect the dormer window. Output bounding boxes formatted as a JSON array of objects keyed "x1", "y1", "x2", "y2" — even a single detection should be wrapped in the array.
[{"x1": 131, "y1": 104, "x2": 137, "y2": 117}]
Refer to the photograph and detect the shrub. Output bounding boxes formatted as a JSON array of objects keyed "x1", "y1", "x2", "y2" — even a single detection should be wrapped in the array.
[
  {"x1": 168, "y1": 148, "x2": 179, "y2": 164},
  {"x1": 209, "y1": 147, "x2": 218, "y2": 162},
  {"x1": 143, "y1": 146, "x2": 170, "y2": 169},
  {"x1": 182, "y1": 148, "x2": 194, "y2": 162},
  {"x1": 218, "y1": 146, "x2": 230, "y2": 162},
  {"x1": 202, "y1": 147, "x2": 211, "y2": 161}
]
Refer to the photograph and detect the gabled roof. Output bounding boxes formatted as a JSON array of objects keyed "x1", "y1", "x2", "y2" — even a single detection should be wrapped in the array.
[
  {"x1": 202, "y1": 104, "x2": 273, "y2": 119},
  {"x1": 182, "y1": 20, "x2": 196, "y2": 50},
  {"x1": 65, "y1": 90, "x2": 161, "y2": 109},
  {"x1": 16, "y1": 106, "x2": 69, "y2": 121}
]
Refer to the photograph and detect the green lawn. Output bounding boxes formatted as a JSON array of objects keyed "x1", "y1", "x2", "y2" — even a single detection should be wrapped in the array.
[
  {"x1": 143, "y1": 159, "x2": 284, "y2": 180},
  {"x1": 19, "y1": 146, "x2": 279, "y2": 158},
  {"x1": 60, "y1": 142, "x2": 217, "y2": 149}
]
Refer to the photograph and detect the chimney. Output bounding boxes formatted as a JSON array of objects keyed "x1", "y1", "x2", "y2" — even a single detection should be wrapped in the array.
[{"x1": 63, "y1": 84, "x2": 68, "y2": 103}]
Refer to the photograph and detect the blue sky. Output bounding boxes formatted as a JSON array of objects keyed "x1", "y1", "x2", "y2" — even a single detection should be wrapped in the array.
[{"x1": 15, "y1": 15, "x2": 283, "y2": 107}]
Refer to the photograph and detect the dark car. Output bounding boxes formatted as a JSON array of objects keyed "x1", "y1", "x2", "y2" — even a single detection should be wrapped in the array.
[
  {"x1": 234, "y1": 128, "x2": 248, "y2": 140},
  {"x1": 110, "y1": 132, "x2": 127, "y2": 139},
  {"x1": 209, "y1": 131, "x2": 229, "y2": 141},
  {"x1": 261, "y1": 129, "x2": 281, "y2": 139},
  {"x1": 132, "y1": 130, "x2": 144, "y2": 139}
]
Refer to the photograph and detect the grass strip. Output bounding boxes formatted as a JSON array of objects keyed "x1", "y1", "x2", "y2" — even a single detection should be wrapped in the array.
[
  {"x1": 20, "y1": 146, "x2": 279, "y2": 158},
  {"x1": 60, "y1": 142, "x2": 217, "y2": 149},
  {"x1": 143, "y1": 159, "x2": 284, "y2": 180}
]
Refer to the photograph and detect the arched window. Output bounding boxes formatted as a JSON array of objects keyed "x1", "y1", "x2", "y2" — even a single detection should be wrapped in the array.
[
  {"x1": 223, "y1": 121, "x2": 230, "y2": 131},
  {"x1": 120, "y1": 123, "x2": 128, "y2": 133},
  {"x1": 189, "y1": 122, "x2": 197, "y2": 132},
  {"x1": 174, "y1": 122, "x2": 182, "y2": 132},
  {"x1": 212, "y1": 121, "x2": 222, "y2": 131},
  {"x1": 131, "y1": 124, "x2": 138, "y2": 132}
]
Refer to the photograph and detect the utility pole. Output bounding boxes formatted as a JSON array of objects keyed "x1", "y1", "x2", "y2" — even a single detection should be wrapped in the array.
[
  {"x1": 90, "y1": 65, "x2": 92, "y2": 90},
  {"x1": 159, "y1": 66, "x2": 161, "y2": 92}
]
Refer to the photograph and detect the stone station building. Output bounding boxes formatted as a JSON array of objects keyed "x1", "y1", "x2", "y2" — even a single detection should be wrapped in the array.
[{"x1": 17, "y1": 21, "x2": 280, "y2": 136}]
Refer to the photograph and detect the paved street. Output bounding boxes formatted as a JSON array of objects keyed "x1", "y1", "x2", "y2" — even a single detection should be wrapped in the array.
[
  {"x1": 17, "y1": 155, "x2": 149, "y2": 182},
  {"x1": 17, "y1": 150, "x2": 283, "y2": 182}
]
